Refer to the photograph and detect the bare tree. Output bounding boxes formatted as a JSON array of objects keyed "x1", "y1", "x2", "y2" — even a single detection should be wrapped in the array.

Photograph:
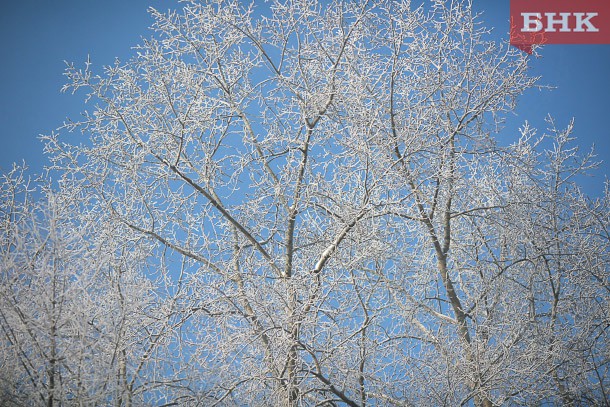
[
  {"x1": 13, "y1": 0, "x2": 606, "y2": 405},
  {"x1": 0, "y1": 167, "x2": 187, "y2": 406}
]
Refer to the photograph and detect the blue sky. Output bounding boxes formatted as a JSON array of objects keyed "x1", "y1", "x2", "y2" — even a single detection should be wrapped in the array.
[
  {"x1": 0, "y1": 0, "x2": 165, "y2": 173},
  {"x1": 1, "y1": 1, "x2": 609, "y2": 194}
]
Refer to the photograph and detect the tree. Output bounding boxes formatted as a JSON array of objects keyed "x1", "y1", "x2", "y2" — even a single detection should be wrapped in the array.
[
  {"x1": 0, "y1": 167, "x2": 181, "y2": 406},
  {"x1": 14, "y1": 0, "x2": 609, "y2": 405}
]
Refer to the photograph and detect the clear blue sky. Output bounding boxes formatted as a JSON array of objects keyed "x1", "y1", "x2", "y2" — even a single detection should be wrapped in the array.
[
  {"x1": 1, "y1": 1, "x2": 609, "y2": 194},
  {"x1": 0, "y1": 0, "x2": 165, "y2": 173}
]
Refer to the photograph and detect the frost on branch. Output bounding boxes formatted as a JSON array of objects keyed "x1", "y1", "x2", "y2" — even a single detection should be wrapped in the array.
[{"x1": 4, "y1": 0, "x2": 608, "y2": 405}]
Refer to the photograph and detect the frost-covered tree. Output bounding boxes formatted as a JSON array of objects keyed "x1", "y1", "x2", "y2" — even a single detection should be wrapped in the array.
[
  {"x1": 0, "y1": 168, "x2": 181, "y2": 406},
  {"x1": 8, "y1": 0, "x2": 607, "y2": 405}
]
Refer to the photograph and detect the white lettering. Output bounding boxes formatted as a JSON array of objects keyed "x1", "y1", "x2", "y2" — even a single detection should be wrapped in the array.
[
  {"x1": 521, "y1": 13, "x2": 543, "y2": 32},
  {"x1": 573, "y1": 12, "x2": 599, "y2": 32},
  {"x1": 544, "y1": 12, "x2": 572, "y2": 32}
]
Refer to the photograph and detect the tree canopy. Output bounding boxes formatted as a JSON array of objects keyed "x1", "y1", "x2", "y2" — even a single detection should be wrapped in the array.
[{"x1": 1, "y1": 1, "x2": 609, "y2": 406}]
